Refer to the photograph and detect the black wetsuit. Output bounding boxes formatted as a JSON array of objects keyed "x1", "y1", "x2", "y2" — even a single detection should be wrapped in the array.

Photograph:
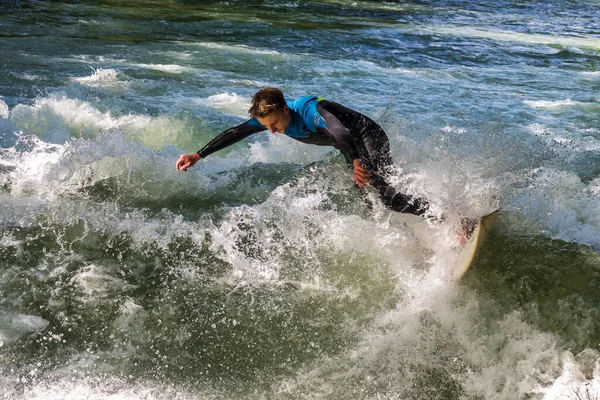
[{"x1": 197, "y1": 96, "x2": 429, "y2": 216}]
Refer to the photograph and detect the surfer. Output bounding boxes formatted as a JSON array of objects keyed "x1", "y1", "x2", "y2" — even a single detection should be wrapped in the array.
[{"x1": 176, "y1": 87, "x2": 430, "y2": 217}]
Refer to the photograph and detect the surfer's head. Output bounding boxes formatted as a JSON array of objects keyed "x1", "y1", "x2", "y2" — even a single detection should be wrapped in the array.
[{"x1": 250, "y1": 87, "x2": 291, "y2": 134}]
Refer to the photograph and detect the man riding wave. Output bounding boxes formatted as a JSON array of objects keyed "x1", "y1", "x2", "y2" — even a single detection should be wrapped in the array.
[{"x1": 176, "y1": 87, "x2": 430, "y2": 217}]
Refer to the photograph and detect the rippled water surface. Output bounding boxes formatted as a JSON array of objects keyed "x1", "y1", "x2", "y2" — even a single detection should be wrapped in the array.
[{"x1": 1, "y1": 1, "x2": 600, "y2": 398}]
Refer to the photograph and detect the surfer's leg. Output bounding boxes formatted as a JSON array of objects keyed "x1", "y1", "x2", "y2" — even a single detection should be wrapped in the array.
[
  {"x1": 360, "y1": 122, "x2": 430, "y2": 216},
  {"x1": 369, "y1": 173, "x2": 430, "y2": 215}
]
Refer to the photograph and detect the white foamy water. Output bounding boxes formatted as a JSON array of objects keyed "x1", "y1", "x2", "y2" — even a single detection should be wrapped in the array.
[
  {"x1": 0, "y1": 312, "x2": 49, "y2": 346},
  {"x1": 2, "y1": 1, "x2": 600, "y2": 398},
  {"x1": 72, "y1": 68, "x2": 121, "y2": 87},
  {"x1": 524, "y1": 99, "x2": 600, "y2": 112},
  {"x1": 0, "y1": 99, "x2": 9, "y2": 119},
  {"x1": 129, "y1": 63, "x2": 202, "y2": 74},
  {"x1": 10, "y1": 94, "x2": 149, "y2": 142},
  {"x1": 421, "y1": 25, "x2": 600, "y2": 50},
  {"x1": 192, "y1": 92, "x2": 251, "y2": 117},
  {"x1": 187, "y1": 41, "x2": 282, "y2": 55},
  {"x1": 2, "y1": 124, "x2": 599, "y2": 399}
]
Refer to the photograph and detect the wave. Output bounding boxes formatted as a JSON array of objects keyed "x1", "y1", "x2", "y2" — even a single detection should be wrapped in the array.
[
  {"x1": 72, "y1": 68, "x2": 122, "y2": 87},
  {"x1": 523, "y1": 99, "x2": 600, "y2": 112},
  {"x1": 510, "y1": 168, "x2": 600, "y2": 249},
  {"x1": 0, "y1": 99, "x2": 9, "y2": 119},
  {"x1": 418, "y1": 25, "x2": 600, "y2": 50},
  {"x1": 191, "y1": 92, "x2": 251, "y2": 118},
  {"x1": 183, "y1": 41, "x2": 281, "y2": 56},
  {"x1": 6, "y1": 92, "x2": 207, "y2": 151}
]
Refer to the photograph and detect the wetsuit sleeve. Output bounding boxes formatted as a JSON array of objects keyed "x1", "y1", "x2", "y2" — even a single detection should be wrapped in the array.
[
  {"x1": 314, "y1": 103, "x2": 360, "y2": 165},
  {"x1": 315, "y1": 126, "x2": 359, "y2": 164},
  {"x1": 197, "y1": 118, "x2": 265, "y2": 158}
]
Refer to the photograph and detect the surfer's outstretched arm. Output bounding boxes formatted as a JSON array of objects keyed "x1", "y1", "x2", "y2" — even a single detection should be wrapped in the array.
[{"x1": 176, "y1": 120, "x2": 265, "y2": 171}]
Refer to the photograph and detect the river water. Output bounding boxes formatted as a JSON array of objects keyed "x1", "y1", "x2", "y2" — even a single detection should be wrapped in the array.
[{"x1": 1, "y1": 1, "x2": 599, "y2": 398}]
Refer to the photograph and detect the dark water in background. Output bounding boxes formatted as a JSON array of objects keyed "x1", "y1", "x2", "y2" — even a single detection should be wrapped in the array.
[{"x1": 1, "y1": 1, "x2": 599, "y2": 398}]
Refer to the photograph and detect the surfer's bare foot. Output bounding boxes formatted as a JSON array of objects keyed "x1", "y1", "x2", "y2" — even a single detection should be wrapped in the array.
[{"x1": 457, "y1": 217, "x2": 477, "y2": 246}]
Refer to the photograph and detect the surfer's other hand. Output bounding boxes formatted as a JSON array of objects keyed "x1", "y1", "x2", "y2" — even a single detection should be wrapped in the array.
[
  {"x1": 353, "y1": 158, "x2": 372, "y2": 188},
  {"x1": 176, "y1": 153, "x2": 201, "y2": 172}
]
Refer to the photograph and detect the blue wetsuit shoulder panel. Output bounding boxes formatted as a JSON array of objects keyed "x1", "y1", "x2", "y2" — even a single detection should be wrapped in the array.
[{"x1": 284, "y1": 96, "x2": 327, "y2": 139}]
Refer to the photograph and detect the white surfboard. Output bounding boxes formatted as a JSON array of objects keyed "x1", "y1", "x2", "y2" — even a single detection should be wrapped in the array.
[{"x1": 453, "y1": 209, "x2": 500, "y2": 281}]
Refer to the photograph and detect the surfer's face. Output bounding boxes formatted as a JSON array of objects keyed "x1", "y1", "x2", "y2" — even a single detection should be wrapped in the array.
[{"x1": 257, "y1": 106, "x2": 291, "y2": 134}]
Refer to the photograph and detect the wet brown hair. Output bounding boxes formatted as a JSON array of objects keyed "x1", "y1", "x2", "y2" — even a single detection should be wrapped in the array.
[{"x1": 248, "y1": 87, "x2": 287, "y2": 118}]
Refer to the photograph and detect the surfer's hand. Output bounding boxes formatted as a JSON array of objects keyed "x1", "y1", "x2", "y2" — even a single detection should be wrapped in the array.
[
  {"x1": 176, "y1": 153, "x2": 201, "y2": 171},
  {"x1": 353, "y1": 159, "x2": 372, "y2": 188}
]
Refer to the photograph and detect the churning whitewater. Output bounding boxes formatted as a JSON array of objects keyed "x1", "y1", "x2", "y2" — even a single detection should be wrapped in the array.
[{"x1": 1, "y1": 1, "x2": 599, "y2": 399}]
